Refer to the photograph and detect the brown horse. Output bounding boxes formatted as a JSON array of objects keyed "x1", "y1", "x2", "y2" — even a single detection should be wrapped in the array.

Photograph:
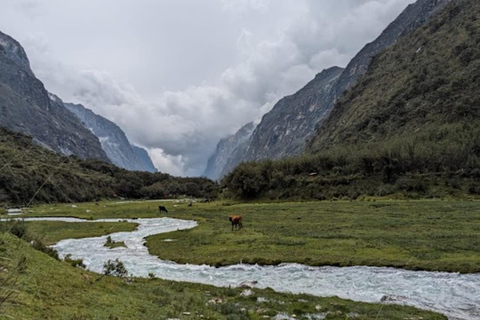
[{"x1": 229, "y1": 215, "x2": 243, "y2": 231}]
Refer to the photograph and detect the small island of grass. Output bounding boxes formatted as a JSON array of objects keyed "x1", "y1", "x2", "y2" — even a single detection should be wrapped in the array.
[{"x1": 104, "y1": 236, "x2": 127, "y2": 249}]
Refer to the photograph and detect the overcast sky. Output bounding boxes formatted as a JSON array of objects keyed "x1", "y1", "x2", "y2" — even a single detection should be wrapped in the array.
[{"x1": 0, "y1": 0, "x2": 414, "y2": 176}]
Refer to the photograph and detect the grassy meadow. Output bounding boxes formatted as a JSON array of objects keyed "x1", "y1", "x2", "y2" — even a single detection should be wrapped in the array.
[{"x1": 9, "y1": 198, "x2": 480, "y2": 273}]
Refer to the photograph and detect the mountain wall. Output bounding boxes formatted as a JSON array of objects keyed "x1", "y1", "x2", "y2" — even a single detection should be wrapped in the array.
[
  {"x1": 0, "y1": 31, "x2": 109, "y2": 161},
  {"x1": 308, "y1": 0, "x2": 478, "y2": 151},
  {"x1": 203, "y1": 122, "x2": 255, "y2": 180},
  {"x1": 64, "y1": 103, "x2": 156, "y2": 172},
  {"x1": 132, "y1": 145, "x2": 157, "y2": 173}
]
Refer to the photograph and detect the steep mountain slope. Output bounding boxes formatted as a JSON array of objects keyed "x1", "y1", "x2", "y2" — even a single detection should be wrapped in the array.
[
  {"x1": 333, "y1": 0, "x2": 453, "y2": 96},
  {"x1": 0, "y1": 31, "x2": 108, "y2": 161},
  {"x1": 65, "y1": 103, "x2": 156, "y2": 172},
  {"x1": 243, "y1": 67, "x2": 343, "y2": 160},
  {"x1": 223, "y1": 0, "x2": 480, "y2": 200},
  {"x1": 203, "y1": 122, "x2": 255, "y2": 180},
  {"x1": 0, "y1": 127, "x2": 216, "y2": 205},
  {"x1": 132, "y1": 145, "x2": 157, "y2": 173},
  {"x1": 309, "y1": 0, "x2": 479, "y2": 151},
  {"x1": 214, "y1": 0, "x2": 451, "y2": 179}
]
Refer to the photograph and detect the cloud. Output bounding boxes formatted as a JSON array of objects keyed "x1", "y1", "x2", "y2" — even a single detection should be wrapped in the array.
[
  {"x1": 1, "y1": 0, "x2": 414, "y2": 176},
  {"x1": 221, "y1": 0, "x2": 269, "y2": 14}
]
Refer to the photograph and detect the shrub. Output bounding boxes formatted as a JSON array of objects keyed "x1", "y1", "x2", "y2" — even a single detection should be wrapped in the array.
[
  {"x1": 64, "y1": 254, "x2": 86, "y2": 269},
  {"x1": 30, "y1": 238, "x2": 59, "y2": 260},
  {"x1": 103, "y1": 259, "x2": 128, "y2": 277}
]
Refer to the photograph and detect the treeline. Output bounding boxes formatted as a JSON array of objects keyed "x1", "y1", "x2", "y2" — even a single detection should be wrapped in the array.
[
  {"x1": 222, "y1": 124, "x2": 480, "y2": 200},
  {"x1": 0, "y1": 128, "x2": 218, "y2": 206}
]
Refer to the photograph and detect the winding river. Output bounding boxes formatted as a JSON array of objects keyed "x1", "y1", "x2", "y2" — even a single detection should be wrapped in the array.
[{"x1": 21, "y1": 217, "x2": 480, "y2": 320}]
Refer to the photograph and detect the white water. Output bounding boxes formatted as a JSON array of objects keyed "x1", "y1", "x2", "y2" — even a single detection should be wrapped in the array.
[{"x1": 21, "y1": 217, "x2": 480, "y2": 320}]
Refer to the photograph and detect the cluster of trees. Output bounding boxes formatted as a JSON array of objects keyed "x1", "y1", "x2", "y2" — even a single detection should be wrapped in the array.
[{"x1": 0, "y1": 128, "x2": 218, "y2": 206}]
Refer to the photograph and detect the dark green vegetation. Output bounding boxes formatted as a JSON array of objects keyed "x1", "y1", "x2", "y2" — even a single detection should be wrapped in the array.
[
  {"x1": 146, "y1": 201, "x2": 480, "y2": 273},
  {"x1": 0, "y1": 127, "x2": 218, "y2": 206},
  {"x1": 223, "y1": 0, "x2": 480, "y2": 201},
  {"x1": 0, "y1": 233, "x2": 446, "y2": 319}
]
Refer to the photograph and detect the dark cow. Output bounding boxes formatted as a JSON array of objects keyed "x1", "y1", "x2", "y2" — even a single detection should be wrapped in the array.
[
  {"x1": 159, "y1": 205, "x2": 168, "y2": 213},
  {"x1": 229, "y1": 215, "x2": 243, "y2": 231}
]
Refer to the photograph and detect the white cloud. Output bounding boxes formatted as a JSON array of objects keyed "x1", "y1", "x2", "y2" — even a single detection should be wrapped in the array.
[{"x1": 0, "y1": 0, "x2": 415, "y2": 176}]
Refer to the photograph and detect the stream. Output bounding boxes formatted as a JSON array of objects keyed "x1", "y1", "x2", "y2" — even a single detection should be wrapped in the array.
[{"x1": 19, "y1": 217, "x2": 480, "y2": 320}]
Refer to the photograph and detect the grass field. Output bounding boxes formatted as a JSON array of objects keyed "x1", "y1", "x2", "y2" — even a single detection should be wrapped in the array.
[
  {"x1": 0, "y1": 233, "x2": 446, "y2": 320},
  {"x1": 146, "y1": 200, "x2": 480, "y2": 273},
  {"x1": 10, "y1": 199, "x2": 480, "y2": 273}
]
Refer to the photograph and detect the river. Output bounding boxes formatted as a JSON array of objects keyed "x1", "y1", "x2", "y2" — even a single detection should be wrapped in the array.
[{"x1": 20, "y1": 217, "x2": 480, "y2": 320}]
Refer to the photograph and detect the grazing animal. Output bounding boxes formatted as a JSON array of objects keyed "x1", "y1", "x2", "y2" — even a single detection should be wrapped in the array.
[
  {"x1": 188, "y1": 201, "x2": 193, "y2": 207},
  {"x1": 229, "y1": 215, "x2": 243, "y2": 231},
  {"x1": 158, "y1": 206, "x2": 168, "y2": 213},
  {"x1": 203, "y1": 199, "x2": 210, "y2": 203}
]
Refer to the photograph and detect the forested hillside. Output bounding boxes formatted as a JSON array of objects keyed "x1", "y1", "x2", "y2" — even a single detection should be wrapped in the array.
[
  {"x1": 222, "y1": 0, "x2": 480, "y2": 200},
  {"x1": 0, "y1": 128, "x2": 217, "y2": 205}
]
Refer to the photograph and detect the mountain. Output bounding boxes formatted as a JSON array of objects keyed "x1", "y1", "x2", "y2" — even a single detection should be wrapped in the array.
[
  {"x1": 309, "y1": 0, "x2": 478, "y2": 151},
  {"x1": 223, "y1": 0, "x2": 480, "y2": 201},
  {"x1": 0, "y1": 31, "x2": 109, "y2": 162},
  {"x1": 64, "y1": 103, "x2": 156, "y2": 172},
  {"x1": 203, "y1": 122, "x2": 255, "y2": 180},
  {"x1": 132, "y1": 145, "x2": 157, "y2": 173},
  {"x1": 213, "y1": 0, "x2": 452, "y2": 180},
  {"x1": 240, "y1": 66, "x2": 344, "y2": 160}
]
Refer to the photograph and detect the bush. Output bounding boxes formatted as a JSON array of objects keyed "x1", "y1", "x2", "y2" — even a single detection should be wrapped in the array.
[
  {"x1": 64, "y1": 254, "x2": 86, "y2": 269},
  {"x1": 2, "y1": 219, "x2": 27, "y2": 239},
  {"x1": 30, "y1": 238, "x2": 59, "y2": 260},
  {"x1": 103, "y1": 259, "x2": 128, "y2": 277}
]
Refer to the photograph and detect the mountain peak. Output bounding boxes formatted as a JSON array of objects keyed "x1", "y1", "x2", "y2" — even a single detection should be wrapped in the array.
[{"x1": 0, "y1": 31, "x2": 33, "y2": 76}]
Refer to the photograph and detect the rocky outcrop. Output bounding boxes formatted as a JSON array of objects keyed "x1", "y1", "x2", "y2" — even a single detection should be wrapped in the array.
[
  {"x1": 0, "y1": 31, "x2": 109, "y2": 161},
  {"x1": 64, "y1": 102, "x2": 156, "y2": 172}
]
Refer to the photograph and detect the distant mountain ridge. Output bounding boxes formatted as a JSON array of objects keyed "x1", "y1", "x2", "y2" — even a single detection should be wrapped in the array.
[
  {"x1": 207, "y1": 0, "x2": 452, "y2": 180},
  {"x1": 203, "y1": 122, "x2": 255, "y2": 180},
  {"x1": 0, "y1": 30, "x2": 109, "y2": 161},
  {"x1": 64, "y1": 103, "x2": 156, "y2": 172}
]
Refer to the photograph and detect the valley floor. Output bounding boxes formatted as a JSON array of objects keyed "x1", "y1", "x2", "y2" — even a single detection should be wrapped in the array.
[
  {"x1": 0, "y1": 200, "x2": 454, "y2": 319},
  {"x1": 8, "y1": 199, "x2": 480, "y2": 273}
]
